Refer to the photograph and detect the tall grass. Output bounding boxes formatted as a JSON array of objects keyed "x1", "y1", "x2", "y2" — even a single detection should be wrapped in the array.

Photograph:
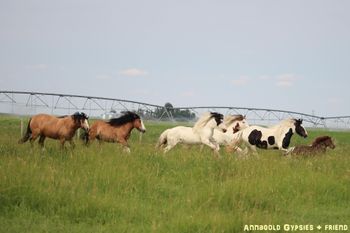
[{"x1": 0, "y1": 116, "x2": 349, "y2": 232}]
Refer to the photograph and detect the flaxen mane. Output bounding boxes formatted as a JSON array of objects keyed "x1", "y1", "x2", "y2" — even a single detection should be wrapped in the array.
[
  {"x1": 224, "y1": 114, "x2": 244, "y2": 126},
  {"x1": 108, "y1": 111, "x2": 141, "y2": 126}
]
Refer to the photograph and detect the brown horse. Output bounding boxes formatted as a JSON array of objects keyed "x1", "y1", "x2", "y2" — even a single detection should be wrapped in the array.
[
  {"x1": 286, "y1": 135, "x2": 335, "y2": 156},
  {"x1": 19, "y1": 112, "x2": 89, "y2": 148},
  {"x1": 85, "y1": 111, "x2": 146, "y2": 153}
]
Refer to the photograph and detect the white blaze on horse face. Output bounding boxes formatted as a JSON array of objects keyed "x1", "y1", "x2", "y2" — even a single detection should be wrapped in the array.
[
  {"x1": 140, "y1": 119, "x2": 146, "y2": 133},
  {"x1": 82, "y1": 119, "x2": 89, "y2": 130}
]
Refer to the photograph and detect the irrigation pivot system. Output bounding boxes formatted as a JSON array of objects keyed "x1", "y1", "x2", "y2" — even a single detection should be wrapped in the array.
[{"x1": 1, "y1": 91, "x2": 349, "y2": 129}]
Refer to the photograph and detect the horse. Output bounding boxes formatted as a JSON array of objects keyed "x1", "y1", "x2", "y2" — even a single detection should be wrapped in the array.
[
  {"x1": 18, "y1": 112, "x2": 89, "y2": 149},
  {"x1": 228, "y1": 118, "x2": 308, "y2": 154},
  {"x1": 286, "y1": 135, "x2": 335, "y2": 156},
  {"x1": 212, "y1": 114, "x2": 249, "y2": 146},
  {"x1": 156, "y1": 112, "x2": 227, "y2": 156},
  {"x1": 85, "y1": 111, "x2": 146, "y2": 153}
]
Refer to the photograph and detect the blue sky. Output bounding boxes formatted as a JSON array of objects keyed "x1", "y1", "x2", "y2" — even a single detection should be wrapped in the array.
[{"x1": 1, "y1": 0, "x2": 349, "y2": 116}]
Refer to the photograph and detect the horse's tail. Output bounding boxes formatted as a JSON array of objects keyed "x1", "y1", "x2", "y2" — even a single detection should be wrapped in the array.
[
  {"x1": 18, "y1": 118, "x2": 32, "y2": 144},
  {"x1": 80, "y1": 128, "x2": 90, "y2": 145},
  {"x1": 156, "y1": 129, "x2": 169, "y2": 149}
]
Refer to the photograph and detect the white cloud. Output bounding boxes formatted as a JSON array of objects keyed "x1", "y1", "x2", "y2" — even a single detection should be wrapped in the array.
[
  {"x1": 275, "y1": 74, "x2": 298, "y2": 87},
  {"x1": 119, "y1": 68, "x2": 149, "y2": 77},
  {"x1": 231, "y1": 75, "x2": 250, "y2": 86}
]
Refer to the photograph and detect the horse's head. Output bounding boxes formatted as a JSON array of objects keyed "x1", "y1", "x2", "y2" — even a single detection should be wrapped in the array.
[
  {"x1": 72, "y1": 112, "x2": 89, "y2": 131},
  {"x1": 134, "y1": 117, "x2": 146, "y2": 133},
  {"x1": 327, "y1": 137, "x2": 336, "y2": 149},
  {"x1": 130, "y1": 113, "x2": 146, "y2": 133},
  {"x1": 227, "y1": 115, "x2": 249, "y2": 133},
  {"x1": 312, "y1": 136, "x2": 335, "y2": 149},
  {"x1": 294, "y1": 119, "x2": 307, "y2": 138}
]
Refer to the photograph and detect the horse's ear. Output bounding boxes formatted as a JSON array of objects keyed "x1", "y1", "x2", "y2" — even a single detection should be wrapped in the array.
[{"x1": 81, "y1": 112, "x2": 88, "y2": 119}]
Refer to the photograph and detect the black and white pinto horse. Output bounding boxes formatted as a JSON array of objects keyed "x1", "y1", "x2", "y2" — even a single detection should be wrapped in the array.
[{"x1": 229, "y1": 118, "x2": 308, "y2": 153}]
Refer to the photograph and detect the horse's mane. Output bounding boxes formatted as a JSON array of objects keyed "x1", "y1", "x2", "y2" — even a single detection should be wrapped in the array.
[
  {"x1": 193, "y1": 112, "x2": 222, "y2": 133},
  {"x1": 192, "y1": 112, "x2": 214, "y2": 132},
  {"x1": 224, "y1": 114, "x2": 244, "y2": 126},
  {"x1": 311, "y1": 136, "x2": 332, "y2": 147},
  {"x1": 107, "y1": 111, "x2": 140, "y2": 126},
  {"x1": 270, "y1": 118, "x2": 296, "y2": 129},
  {"x1": 57, "y1": 112, "x2": 88, "y2": 119},
  {"x1": 57, "y1": 115, "x2": 68, "y2": 118}
]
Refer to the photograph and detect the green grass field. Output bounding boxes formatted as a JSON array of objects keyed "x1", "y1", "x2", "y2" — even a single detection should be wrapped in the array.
[{"x1": 0, "y1": 115, "x2": 349, "y2": 233}]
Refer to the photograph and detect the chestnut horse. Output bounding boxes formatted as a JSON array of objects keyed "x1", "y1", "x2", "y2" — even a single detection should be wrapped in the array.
[
  {"x1": 18, "y1": 112, "x2": 89, "y2": 148},
  {"x1": 286, "y1": 135, "x2": 335, "y2": 156},
  {"x1": 85, "y1": 111, "x2": 146, "y2": 153}
]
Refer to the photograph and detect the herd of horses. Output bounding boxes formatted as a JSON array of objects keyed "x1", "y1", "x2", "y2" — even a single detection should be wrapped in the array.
[{"x1": 18, "y1": 111, "x2": 336, "y2": 157}]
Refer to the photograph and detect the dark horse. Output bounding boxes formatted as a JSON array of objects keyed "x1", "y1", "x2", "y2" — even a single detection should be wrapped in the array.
[
  {"x1": 286, "y1": 135, "x2": 335, "y2": 156},
  {"x1": 84, "y1": 111, "x2": 146, "y2": 153},
  {"x1": 18, "y1": 112, "x2": 89, "y2": 148}
]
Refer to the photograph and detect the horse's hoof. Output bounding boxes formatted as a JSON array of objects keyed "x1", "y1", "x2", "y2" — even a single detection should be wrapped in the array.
[{"x1": 123, "y1": 148, "x2": 131, "y2": 154}]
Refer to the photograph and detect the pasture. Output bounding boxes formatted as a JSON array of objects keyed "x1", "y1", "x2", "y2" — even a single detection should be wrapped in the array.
[{"x1": 0, "y1": 115, "x2": 349, "y2": 233}]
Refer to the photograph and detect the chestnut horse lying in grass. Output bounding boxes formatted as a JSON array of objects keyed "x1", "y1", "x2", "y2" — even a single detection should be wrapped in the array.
[
  {"x1": 286, "y1": 135, "x2": 335, "y2": 156},
  {"x1": 18, "y1": 112, "x2": 89, "y2": 149},
  {"x1": 84, "y1": 111, "x2": 146, "y2": 153}
]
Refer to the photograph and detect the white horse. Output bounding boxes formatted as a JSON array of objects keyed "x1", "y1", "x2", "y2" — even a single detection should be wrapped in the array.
[
  {"x1": 228, "y1": 118, "x2": 308, "y2": 154},
  {"x1": 156, "y1": 112, "x2": 227, "y2": 155}
]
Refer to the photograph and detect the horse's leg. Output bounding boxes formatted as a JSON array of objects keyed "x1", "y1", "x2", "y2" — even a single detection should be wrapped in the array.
[
  {"x1": 225, "y1": 145, "x2": 242, "y2": 153},
  {"x1": 30, "y1": 131, "x2": 39, "y2": 147},
  {"x1": 69, "y1": 140, "x2": 75, "y2": 149},
  {"x1": 226, "y1": 137, "x2": 242, "y2": 154},
  {"x1": 246, "y1": 145, "x2": 259, "y2": 158},
  {"x1": 209, "y1": 138, "x2": 220, "y2": 151},
  {"x1": 201, "y1": 139, "x2": 218, "y2": 151},
  {"x1": 201, "y1": 139, "x2": 221, "y2": 158},
  {"x1": 163, "y1": 139, "x2": 178, "y2": 153},
  {"x1": 119, "y1": 139, "x2": 131, "y2": 153},
  {"x1": 59, "y1": 138, "x2": 66, "y2": 150},
  {"x1": 164, "y1": 144, "x2": 175, "y2": 153},
  {"x1": 212, "y1": 142, "x2": 221, "y2": 158},
  {"x1": 88, "y1": 129, "x2": 97, "y2": 145},
  {"x1": 38, "y1": 135, "x2": 46, "y2": 151}
]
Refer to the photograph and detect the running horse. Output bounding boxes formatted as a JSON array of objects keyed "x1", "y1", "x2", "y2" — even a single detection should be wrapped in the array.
[
  {"x1": 156, "y1": 112, "x2": 227, "y2": 156},
  {"x1": 229, "y1": 118, "x2": 308, "y2": 154},
  {"x1": 18, "y1": 112, "x2": 89, "y2": 149},
  {"x1": 85, "y1": 111, "x2": 146, "y2": 153}
]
